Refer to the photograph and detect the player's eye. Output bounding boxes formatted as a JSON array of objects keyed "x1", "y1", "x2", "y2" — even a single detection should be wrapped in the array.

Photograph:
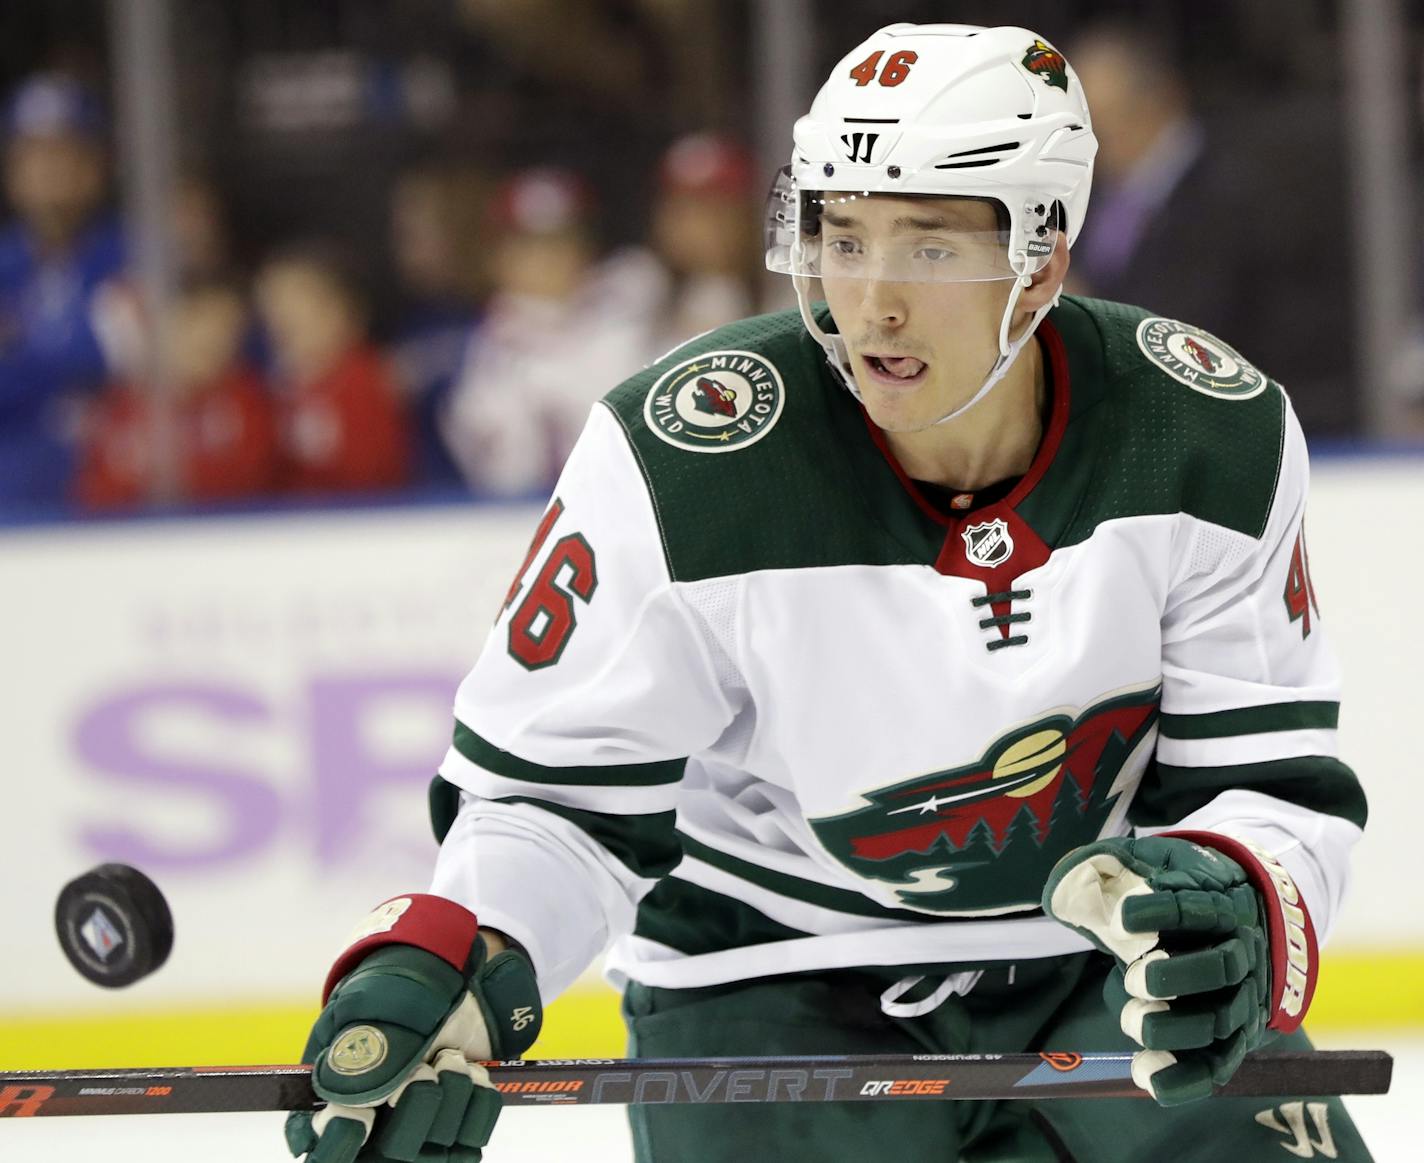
[
  {"x1": 914, "y1": 246, "x2": 955, "y2": 263},
  {"x1": 825, "y1": 237, "x2": 863, "y2": 258}
]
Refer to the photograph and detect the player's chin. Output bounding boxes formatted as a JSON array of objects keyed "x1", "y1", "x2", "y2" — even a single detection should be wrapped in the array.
[{"x1": 859, "y1": 382, "x2": 938, "y2": 433}]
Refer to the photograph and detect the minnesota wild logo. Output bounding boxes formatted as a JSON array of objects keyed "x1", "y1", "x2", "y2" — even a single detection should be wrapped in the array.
[
  {"x1": 1135, "y1": 317, "x2": 1267, "y2": 400},
  {"x1": 645, "y1": 350, "x2": 785, "y2": 453},
  {"x1": 1022, "y1": 39, "x2": 1069, "y2": 92},
  {"x1": 809, "y1": 686, "x2": 1159, "y2": 914}
]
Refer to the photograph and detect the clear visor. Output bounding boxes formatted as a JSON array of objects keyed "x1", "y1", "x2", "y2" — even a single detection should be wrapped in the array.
[{"x1": 763, "y1": 167, "x2": 1057, "y2": 284}]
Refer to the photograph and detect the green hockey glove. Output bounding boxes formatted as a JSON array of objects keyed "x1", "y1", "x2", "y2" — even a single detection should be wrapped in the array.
[
  {"x1": 285, "y1": 895, "x2": 542, "y2": 1162},
  {"x1": 1042, "y1": 833, "x2": 1317, "y2": 1106}
]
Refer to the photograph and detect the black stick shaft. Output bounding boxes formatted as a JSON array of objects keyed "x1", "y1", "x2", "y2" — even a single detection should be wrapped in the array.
[{"x1": 0, "y1": 1051, "x2": 1391, "y2": 1118}]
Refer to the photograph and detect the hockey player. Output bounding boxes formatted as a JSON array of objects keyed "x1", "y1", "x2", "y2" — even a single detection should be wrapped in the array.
[{"x1": 286, "y1": 24, "x2": 1372, "y2": 1162}]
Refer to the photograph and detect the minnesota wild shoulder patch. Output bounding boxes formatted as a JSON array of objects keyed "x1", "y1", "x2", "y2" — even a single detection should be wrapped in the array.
[
  {"x1": 1135, "y1": 317, "x2": 1267, "y2": 400},
  {"x1": 644, "y1": 350, "x2": 786, "y2": 453}
]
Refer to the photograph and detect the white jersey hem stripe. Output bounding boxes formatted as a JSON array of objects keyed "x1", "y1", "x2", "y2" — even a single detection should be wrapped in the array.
[
  {"x1": 603, "y1": 923, "x2": 1097, "y2": 991},
  {"x1": 1155, "y1": 728, "x2": 1338, "y2": 768}
]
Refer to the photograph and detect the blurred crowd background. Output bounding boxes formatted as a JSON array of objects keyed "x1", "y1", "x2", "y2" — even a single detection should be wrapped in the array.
[{"x1": 2, "y1": 0, "x2": 1423, "y2": 521}]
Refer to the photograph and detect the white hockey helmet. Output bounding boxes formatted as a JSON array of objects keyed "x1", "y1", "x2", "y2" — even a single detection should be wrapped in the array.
[{"x1": 765, "y1": 24, "x2": 1098, "y2": 421}]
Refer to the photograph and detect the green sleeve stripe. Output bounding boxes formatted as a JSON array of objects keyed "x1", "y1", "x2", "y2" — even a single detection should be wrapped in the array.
[
  {"x1": 1158, "y1": 701, "x2": 1339, "y2": 740},
  {"x1": 498, "y1": 796, "x2": 682, "y2": 880},
  {"x1": 430, "y1": 774, "x2": 461, "y2": 843},
  {"x1": 1130, "y1": 755, "x2": 1367, "y2": 830},
  {"x1": 453, "y1": 720, "x2": 685, "y2": 787},
  {"x1": 679, "y1": 834, "x2": 944, "y2": 924}
]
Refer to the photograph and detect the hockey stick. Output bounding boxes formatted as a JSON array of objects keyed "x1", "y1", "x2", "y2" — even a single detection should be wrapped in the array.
[{"x1": 0, "y1": 1050, "x2": 1391, "y2": 1117}]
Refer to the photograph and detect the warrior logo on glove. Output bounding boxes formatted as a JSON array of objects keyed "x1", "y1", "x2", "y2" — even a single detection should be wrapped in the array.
[{"x1": 328, "y1": 1027, "x2": 389, "y2": 1076}]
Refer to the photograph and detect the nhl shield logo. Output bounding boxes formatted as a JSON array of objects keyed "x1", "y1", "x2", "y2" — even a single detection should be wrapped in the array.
[
  {"x1": 962, "y1": 518, "x2": 1014, "y2": 568},
  {"x1": 1135, "y1": 317, "x2": 1267, "y2": 400},
  {"x1": 645, "y1": 350, "x2": 786, "y2": 453}
]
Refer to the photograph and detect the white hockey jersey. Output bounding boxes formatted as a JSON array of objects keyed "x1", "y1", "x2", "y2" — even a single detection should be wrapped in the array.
[{"x1": 429, "y1": 296, "x2": 1366, "y2": 1002}]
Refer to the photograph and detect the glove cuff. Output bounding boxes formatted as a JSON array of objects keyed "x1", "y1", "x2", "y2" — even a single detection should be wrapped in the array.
[
  {"x1": 1161, "y1": 830, "x2": 1318, "y2": 1032},
  {"x1": 323, "y1": 894, "x2": 481, "y2": 1003}
]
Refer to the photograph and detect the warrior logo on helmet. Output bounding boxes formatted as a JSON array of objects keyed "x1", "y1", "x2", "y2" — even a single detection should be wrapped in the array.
[
  {"x1": 692, "y1": 376, "x2": 739, "y2": 418},
  {"x1": 645, "y1": 350, "x2": 786, "y2": 454},
  {"x1": 809, "y1": 685, "x2": 1160, "y2": 915},
  {"x1": 1021, "y1": 39, "x2": 1069, "y2": 92}
]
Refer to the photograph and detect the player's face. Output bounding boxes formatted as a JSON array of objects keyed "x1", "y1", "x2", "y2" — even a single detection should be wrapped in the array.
[{"x1": 819, "y1": 196, "x2": 1018, "y2": 433}]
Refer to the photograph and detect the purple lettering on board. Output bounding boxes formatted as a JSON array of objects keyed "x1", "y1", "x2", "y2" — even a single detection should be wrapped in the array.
[
  {"x1": 308, "y1": 674, "x2": 459, "y2": 867},
  {"x1": 73, "y1": 684, "x2": 279, "y2": 871}
]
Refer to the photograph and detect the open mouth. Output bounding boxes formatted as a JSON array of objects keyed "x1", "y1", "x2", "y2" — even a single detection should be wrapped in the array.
[{"x1": 863, "y1": 354, "x2": 929, "y2": 388}]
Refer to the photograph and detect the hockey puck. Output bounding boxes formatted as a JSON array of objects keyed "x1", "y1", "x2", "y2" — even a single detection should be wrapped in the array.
[{"x1": 55, "y1": 863, "x2": 174, "y2": 988}]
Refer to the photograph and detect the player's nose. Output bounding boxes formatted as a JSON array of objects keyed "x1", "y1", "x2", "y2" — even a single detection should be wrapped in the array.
[{"x1": 858, "y1": 276, "x2": 907, "y2": 328}]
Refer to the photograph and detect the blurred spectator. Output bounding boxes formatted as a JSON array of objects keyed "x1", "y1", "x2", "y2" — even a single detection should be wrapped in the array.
[
  {"x1": 647, "y1": 132, "x2": 761, "y2": 355},
  {"x1": 80, "y1": 174, "x2": 250, "y2": 410},
  {"x1": 454, "y1": 0, "x2": 715, "y2": 124},
  {"x1": 74, "y1": 278, "x2": 276, "y2": 509},
  {"x1": 439, "y1": 167, "x2": 659, "y2": 496},
  {"x1": 387, "y1": 164, "x2": 486, "y2": 487},
  {"x1": 1067, "y1": 26, "x2": 1205, "y2": 299},
  {"x1": 254, "y1": 242, "x2": 410, "y2": 495},
  {"x1": 172, "y1": 174, "x2": 234, "y2": 284},
  {"x1": 0, "y1": 73, "x2": 125, "y2": 508},
  {"x1": 1067, "y1": 23, "x2": 1357, "y2": 437}
]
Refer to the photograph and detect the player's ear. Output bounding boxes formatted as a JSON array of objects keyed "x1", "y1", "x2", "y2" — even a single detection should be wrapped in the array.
[{"x1": 1017, "y1": 231, "x2": 1070, "y2": 315}]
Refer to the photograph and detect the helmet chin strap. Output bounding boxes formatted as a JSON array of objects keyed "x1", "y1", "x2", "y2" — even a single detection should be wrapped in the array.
[
  {"x1": 931, "y1": 276, "x2": 1055, "y2": 426},
  {"x1": 794, "y1": 273, "x2": 859, "y2": 397},
  {"x1": 795, "y1": 274, "x2": 1057, "y2": 426}
]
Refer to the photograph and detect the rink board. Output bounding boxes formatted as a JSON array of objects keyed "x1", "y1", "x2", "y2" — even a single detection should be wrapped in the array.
[
  {"x1": 0, "y1": 949, "x2": 1421, "y2": 1072},
  {"x1": 2, "y1": 458, "x2": 1421, "y2": 1071}
]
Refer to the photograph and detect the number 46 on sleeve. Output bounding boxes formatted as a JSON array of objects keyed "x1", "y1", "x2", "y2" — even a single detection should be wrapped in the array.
[
  {"x1": 502, "y1": 498, "x2": 599, "y2": 670},
  {"x1": 1283, "y1": 526, "x2": 1320, "y2": 640}
]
